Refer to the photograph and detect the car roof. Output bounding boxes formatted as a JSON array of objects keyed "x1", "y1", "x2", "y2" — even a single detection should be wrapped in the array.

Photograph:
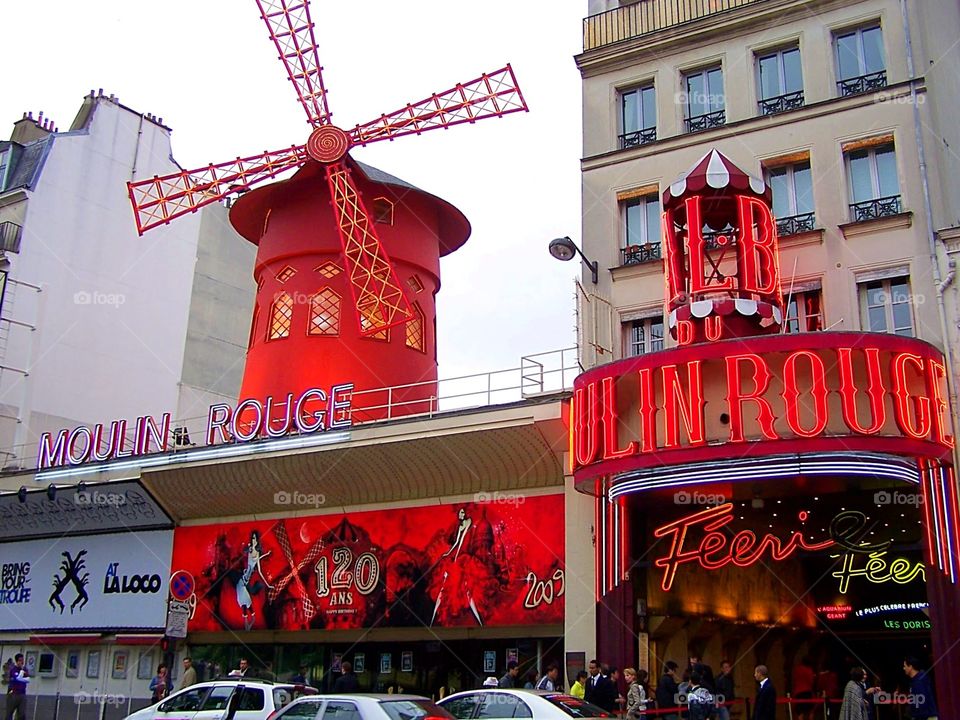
[
  {"x1": 299, "y1": 694, "x2": 432, "y2": 701},
  {"x1": 443, "y1": 690, "x2": 560, "y2": 698},
  {"x1": 189, "y1": 679, "x2": 314, "y2": 689}
]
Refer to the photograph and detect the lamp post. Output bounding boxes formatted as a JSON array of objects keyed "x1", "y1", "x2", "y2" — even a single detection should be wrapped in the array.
[{"x1": 549, "y1": 236, "x2": 598, "y2": 284}]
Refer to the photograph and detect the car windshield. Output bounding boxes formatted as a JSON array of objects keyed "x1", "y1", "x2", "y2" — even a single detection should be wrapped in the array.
[
  {"x1": 542, "y1": 695, "x2": 612, "y2": 718},
  {"x1": 381, "y1": 699, "x2": 456, "y2": 720}
]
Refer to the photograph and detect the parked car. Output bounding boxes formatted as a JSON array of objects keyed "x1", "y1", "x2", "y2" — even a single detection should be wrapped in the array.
[
  {"x1": 268, "y1": 694, "x2": 455, "y2": 720},
  {"x1": 439, "y1": 690, "x2": 612, "y2": 720},
  {"x1": 123, "y1": 679, "x2": 316, "y2": 720}
]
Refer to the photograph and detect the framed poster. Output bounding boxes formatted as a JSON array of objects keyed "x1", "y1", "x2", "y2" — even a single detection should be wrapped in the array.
[
  {"x1": 66, "y1": 651, "x2": 80, "y2": 679},
  {"x1": 401, "y1": 651, "x2": 413, "y2": 673},
  {"x1": 380, "y1": 653, "x2": 392, "y2": 674},
  {"x1": 24, "y1": 652, "x2": 37, "y2": 676},
  {"x1": 483, "y1": 650, "x2": 496, "y2": 674},
  {"x1": 565, "y1": 652, "x2": 586, "y2": 690},
  {"x1": 354, "y1": 653, "x2": 365, "y2": 673},
  {"x1": 331, "y1": 653, "x2": 342, "y2": 673},
  {"x1": 137, "y1": 651, "x2": 154, "y2": 680},
  {"x1": 86, "y1": 651, "x2": 101, "y2": 679},
  {"x1": 112, "y1": 650, "x2": 129, "y2": 680}
]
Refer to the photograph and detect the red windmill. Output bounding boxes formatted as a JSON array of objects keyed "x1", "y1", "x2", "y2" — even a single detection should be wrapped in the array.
[{"x1": 126, "y1": 0, "x2": 527, "y2": 420}]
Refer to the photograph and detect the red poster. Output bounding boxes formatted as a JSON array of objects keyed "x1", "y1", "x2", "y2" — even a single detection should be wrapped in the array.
[{"x1": 171, "y1": 495, "x2": 564, "y2": 631}]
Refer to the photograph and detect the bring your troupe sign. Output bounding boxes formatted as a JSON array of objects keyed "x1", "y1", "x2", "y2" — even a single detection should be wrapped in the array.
[{"x1": 0, "y1": 530, "x2": 172, "y2": 630}]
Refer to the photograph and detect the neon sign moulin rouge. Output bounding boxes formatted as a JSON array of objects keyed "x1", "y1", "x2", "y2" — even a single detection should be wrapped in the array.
[{"x1": 36, "y1": 383, "x2": 353, "y2": 470}]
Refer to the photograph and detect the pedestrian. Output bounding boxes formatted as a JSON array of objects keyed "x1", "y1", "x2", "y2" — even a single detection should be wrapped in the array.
[
  {"x1": 794, "y1": 657, "x2": 816, "y2": 720},
  {"x1": 689, "y1": 654, "x2": 716, "y2": 693},
  {"x1": 655, "y1": 661, "x2": 681, "y2": 720},
  {"x1": 902, "y1": 656, "x2": 938, "y2": 720},
  {"x1": 715, "y1": 660, "x2": 734, "y2": 720},
  {"x1": 839, "y1": 667, "x2": 868, "y2": 720},
  {"x1": 333, "y1": 660, "x2": 360, "y2": 692},
  {"x1": 624, "y1": 668, "x2": 647, "y2": 719},
  {"x1": 230, "y1": 657, "x2": 252, "y2": 677},
  {"x1": 291, "y1": 666, "x2": 308, "y2": 684},
  {"x1": 523, "y1": 669, "x2": 538, "y2": 689},
  {"x1": 585, "y1": 659, "x2": 601, "y2": 704},
  {"x1": 591, "y1": 663, "x2": 618, "y2": 712},
  {"x1": 4, "y1": 653, "x2": 29, "y2": 720},
  {"x1": 149, "y1": 663, "x2": 172, "y2": 703},
  {"x1": 499, "y1": 661, "x2": 521, "y2": 689},
  {"x1": 608, "y1": 667, "x2": 624, "y2": 714},
  {"x1": 752, "y1": 665, "x2": 776, "y2": 720},
  {"x1": 537, "y1": 663, "x2": 560, "y2": 692},
  {"x1": 687, "y1": 671, "x2": 715, "y2": 720},
  {"x1": 179, "y1": 657, "x2": 198, "y2": 690},
  {"x1": 571, "y1": 670, "x2": 588, "y2": 699}
]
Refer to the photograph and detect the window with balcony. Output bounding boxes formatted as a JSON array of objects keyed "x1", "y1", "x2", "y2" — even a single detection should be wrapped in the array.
[
  {"x1": 757, "y1": 46, "x2": 804, "y2": 115},
  {"x1": 859, "y1": 277, "x2": 913, "y2": 336},
  {"x1": 684, "y1": 66, "x2": 725, "y2": 132},
  {"x1": 619, "y1": 84, "x2": 656, "y2": 149},
  {"x1": 625, "y1": 316, "x2": 664, "y2": 356},
  {"x1": 845, "y1": 143, "x2": 900, "y2": 221},
  {"x1": 767, "y1": 161, "x2": 815, "y2": 235},
  {"x1": 835, "y1": 25, "x2": 886, "y2": 96},
  {"x1": 783, "y1": 289, "x2": 823, "y2": 333},
  {"x1": 622, "y1": 193, "x2": 661, "y2": 265}
]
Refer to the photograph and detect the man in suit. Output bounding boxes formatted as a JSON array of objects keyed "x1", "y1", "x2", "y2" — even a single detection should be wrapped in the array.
[
  {"x1": 585, "y1": 659, "x2": 617, "y2": 711},
  {"x1": 753, "y1": 665, "x2": 776, "y2": 720}
]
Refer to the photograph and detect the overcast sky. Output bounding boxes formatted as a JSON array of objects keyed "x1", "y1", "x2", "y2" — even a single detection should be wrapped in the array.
[{"x1": 1, "y1": 1, "x2": 585, "y2": 388}]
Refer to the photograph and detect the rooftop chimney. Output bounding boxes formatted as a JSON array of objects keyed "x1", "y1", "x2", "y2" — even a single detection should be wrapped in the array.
[{"x1": 10, "y1": 110, "x2": 57, "y2": 144}]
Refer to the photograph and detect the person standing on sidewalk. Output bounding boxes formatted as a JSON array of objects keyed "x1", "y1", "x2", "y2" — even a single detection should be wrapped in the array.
[
  {"x1": 4, "y1": 654, "x2": 29, "y2": 720},
  {"x1": 903, "y1": 657, "x2": 938, "y2": 720}
]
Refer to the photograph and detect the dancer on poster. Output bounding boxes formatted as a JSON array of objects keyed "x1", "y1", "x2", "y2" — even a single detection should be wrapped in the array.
[
  {"x1": 236, "y1": 530, "x2": 274, "y2": 630},
  {"x1": 431, "y1": 508, "x2": 484, "y2": 626}
]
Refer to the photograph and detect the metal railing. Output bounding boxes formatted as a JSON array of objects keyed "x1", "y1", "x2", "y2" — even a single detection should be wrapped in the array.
[
  {"x1": 850, "y1": 195, "x2": 901, "y2": 223},
  {"x1": 758, "y1": 90, "x2": 804, "y2": 116},
  {"x1": 685, "y1": 109, "x2": 725, "y2": 133},
  {"x1": 583, "y1": 0, "x2": 765, "y2": 50},
  {"x1": 621, "y1": 243, "x2": 662, "y2": 265},
  {"x1": 776, "y1": 212, "x2": 816, "y2": 236},
  {"x1": 619, "y1": 126, "x2": 657, "y2": 149},
  {"x1": 0, "y1": 221, "x2": 22, "y2": 254},
  {"x1": 837, "y1": 69, "x2": 887, "y2": 97}
]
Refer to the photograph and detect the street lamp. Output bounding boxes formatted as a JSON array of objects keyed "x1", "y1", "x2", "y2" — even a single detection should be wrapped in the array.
[{"x1": 548, "y1": 236, "x2": 598, "y2": 284}]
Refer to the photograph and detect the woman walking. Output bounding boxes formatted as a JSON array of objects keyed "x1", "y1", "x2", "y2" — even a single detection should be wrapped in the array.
[
  {"x1": 839, "y1": 667, "x2": 868, "y2": 720},
  {"x1": 624, "y1": 668, "x2": 648, "y2": 719}
]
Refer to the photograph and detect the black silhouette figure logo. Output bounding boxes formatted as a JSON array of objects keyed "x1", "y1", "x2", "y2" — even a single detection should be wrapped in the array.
[{"x1": 49, "y1": 550, "x2": 90, "y2": 614}]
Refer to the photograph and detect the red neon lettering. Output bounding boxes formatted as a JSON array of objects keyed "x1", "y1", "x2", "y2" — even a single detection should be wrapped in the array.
[
  {"x1": 686, "y1": 196, "x2": 735, "y2": 294},
  {"x1": 663, "y1": 210, "x2": 684, "y2": 305},
  {"x1": 573, "y1": 382, "x2": 600, "y2": 469},
  {"x1": 601, "y1": 376, "x2": 638, "y2": 460},
  {"x1": 704, "y1": 316, "x2": 723, "y2": 342},
  {"x1": 837, "y1": 347, "x2": 886, "y2": 434},
  {"x1": 736, "y1": 195, "x2": 780, "y2": 295},
  {"x1": 725, "y1": 354, "x2": 778, "y2": 442},
  {"x1": 676, "y1": 320, "x2": 694, "y2": 346},
  {"x1": 662, "y1": 362, "x2": 706, "y2": 448},
  {"x1": 782, "y1": 351, "x2": 829, "y2": 438},
  {"x1": 653, "y1": 504, "x2": 834, "y2": 591},
  {"x1": 926, "y1": 359, "x2": 955, "y2": 448},
  {"x1": 638, "y1": 367, "x2": 658, "y2": 453},
  {"x1": 892, "y1": 352, "x2": 932, "y2": 440}
]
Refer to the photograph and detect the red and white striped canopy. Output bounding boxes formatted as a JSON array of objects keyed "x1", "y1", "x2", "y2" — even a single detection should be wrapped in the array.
[{"x1": 662, "y1": 149, "x2": 770, "y2": 209}]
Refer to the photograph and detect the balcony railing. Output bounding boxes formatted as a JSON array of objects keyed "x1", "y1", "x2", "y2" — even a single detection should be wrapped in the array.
[
  {"x1": 758, "y1": 90, "x2": 804, "y2": 116},
  {"x1": 621, "y1": 243, "x2": 662, "y2": 265},
  {"x1": 837, "y1": 70, "x2": 887, "y2": 98},
  {"x1": 686, "y1": 109, "x2": 726, "y2": 133},
  {"x1": 584, "y1": 0, "x2": 765, "y2": 51},
  {"x1": 619, "y1": 126, "x2": 657, "y2": 149},
  {"x1": 776, "y1": 212, "x2": 816, "y2": 237},
  {"x1": 0, "y1": 222, "x2": 22, "y2": 254},
  {"x1": 850, "y1": 195, "x2": 901, "y2": 223}
]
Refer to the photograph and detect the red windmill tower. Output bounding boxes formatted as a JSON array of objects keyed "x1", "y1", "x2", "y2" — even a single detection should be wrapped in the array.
[{"x1": 126, "y1": 0, "x2": 527, "y2": 423}]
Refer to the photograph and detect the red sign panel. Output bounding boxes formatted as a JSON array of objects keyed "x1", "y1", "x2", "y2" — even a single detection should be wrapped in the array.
[{"x1": 171, "y1": 495, "x2": 564, "y2": 632}]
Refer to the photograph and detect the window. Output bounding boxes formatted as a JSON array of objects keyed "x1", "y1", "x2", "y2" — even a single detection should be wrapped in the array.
[
  {"x1": 199, "y1": 686, "x2": 235, "y2": 711},
  {"x1": 684, "y1": 66, "x2": 724, "y2": 132},
  {"x1": 360, "y1": 312, "x2": 389, "y2": 341},
  {"x1": 160, "y1": 687, "x2": 208, "y2": 712},
  {"x1": 860, "y1": 277, "x2": 913, "y2": 336},
  {"x1": 441, "y1": 695, "x2": 483, "y2": 719},
  {"x1": 477, "y1": 694, "x2": 533, "y2": 719},
  {"x1": 248, "y1": 305, "x2": 260, "y2": 349},
  {"x1": 373, "y1": 197, "x2": 394, "y2": 225},
  {"x1": 324, "y1": 701, "x2": 362, "y2": 720},
  {"x1": 316, "y1": 262, "x2": 343, "y2": 278},
  {"x1": 757, "y1": 46, "x2": 803, "y2": 115},
  {"x1": 381, "y1": 699, "x2": 453, "y2": 720},
  {"x1": 783, "y1": 290, "x2": 823, "y2": 333},
  {"x1": 405, "y1": 303, "x2": 425, "y2": 352},
  {"x1": 0, "y1": 148, "x2": 9, "y2": 192},
  {"x1": 622, "y1": 194, "x2": 661, "y2": 264},
  {"x1": 835, "y1": 25, "x2": 886, "y2": 96},
  {"x1": 276, "y1": 265, "x2": 297, "y2": 283},
  {"x1": 237, "y1": 687, "x2": 264, "y2": 711},
  {"x1": 309, "y1": 288, "x2": 341, "y2": 336},
  {"x1": 269, "y1": 292, "x2": 294, "y2": 340},
  {"x1": 626, "y1": 316, "x2": 664, "y2": 356},
  {"x1": 282, "y1": 700, "x2": 323, "y2": 719},
  {"x1": 406, "y1": 274, "x2": 424, "y2": 293},
  {"x1": 619, "y1": 85, "x2": 656, "y2": 148},
  {"x1": 846, "y1": 143, "x2": 900, "y2": 221},
  {"x1": 767, "y1": 162, "x2": 814, "y2": 235}
]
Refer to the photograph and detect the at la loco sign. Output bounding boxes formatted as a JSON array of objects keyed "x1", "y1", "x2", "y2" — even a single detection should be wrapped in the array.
[{"x1": 571, "y1": 332, "x2": 954, "y2": 484}]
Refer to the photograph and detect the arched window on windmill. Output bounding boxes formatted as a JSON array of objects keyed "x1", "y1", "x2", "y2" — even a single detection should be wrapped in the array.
[
  {"x1": 308, "y1": 288, "x2": 341, "y2": 336},
  {"x1": 268, "y1": 292, "x2": 294, "y2": 340},
  {"x1": 372, "y1": 196, "x2": 394, "y2": 225},
  {"x1": 405, "y1": 303, "x2": 426, "y2": 352}
]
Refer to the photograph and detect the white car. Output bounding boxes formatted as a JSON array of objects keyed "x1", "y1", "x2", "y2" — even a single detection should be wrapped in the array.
[
  {"x1": 439, "y1": 689, "x2": 612, "y2": 720},
  {"x1": 268, "y1": 694, "x2": 455, "y2": 720},
  {"x1": 123, "y1": 679, "x2": 317, "y2": 720}
]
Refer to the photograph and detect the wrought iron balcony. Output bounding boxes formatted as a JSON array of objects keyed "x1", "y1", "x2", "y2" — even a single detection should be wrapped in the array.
[
  {"x1": 619, "y1": 127, "x2": 657, "y2": 149},
  {"x1": 849, "y1": 195, "x2": 901, "y2": 222},
  {"x1": 621, "y1": 243, "x2": 662, "y2": 265},
  {"x1": 837, "y1": 70, "x2": 887, "y2": 98},
  {"x1": 758, "y1": 90, "x2": 804, "y2": 116},
  {"x1": 686, "y1": 110, "x2": 726, "y2": 133},
  {"x1": 0, "y1": 222, "x2": 22, "y2": 254},
  {"x1": 776, "y1": 212, "x2": 816, "y2": 237}
]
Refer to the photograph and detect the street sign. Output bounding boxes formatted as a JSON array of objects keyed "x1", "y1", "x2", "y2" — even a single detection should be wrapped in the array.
[{"x1": 165, "y1": 600, "x2": 190, "y2": 639}]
